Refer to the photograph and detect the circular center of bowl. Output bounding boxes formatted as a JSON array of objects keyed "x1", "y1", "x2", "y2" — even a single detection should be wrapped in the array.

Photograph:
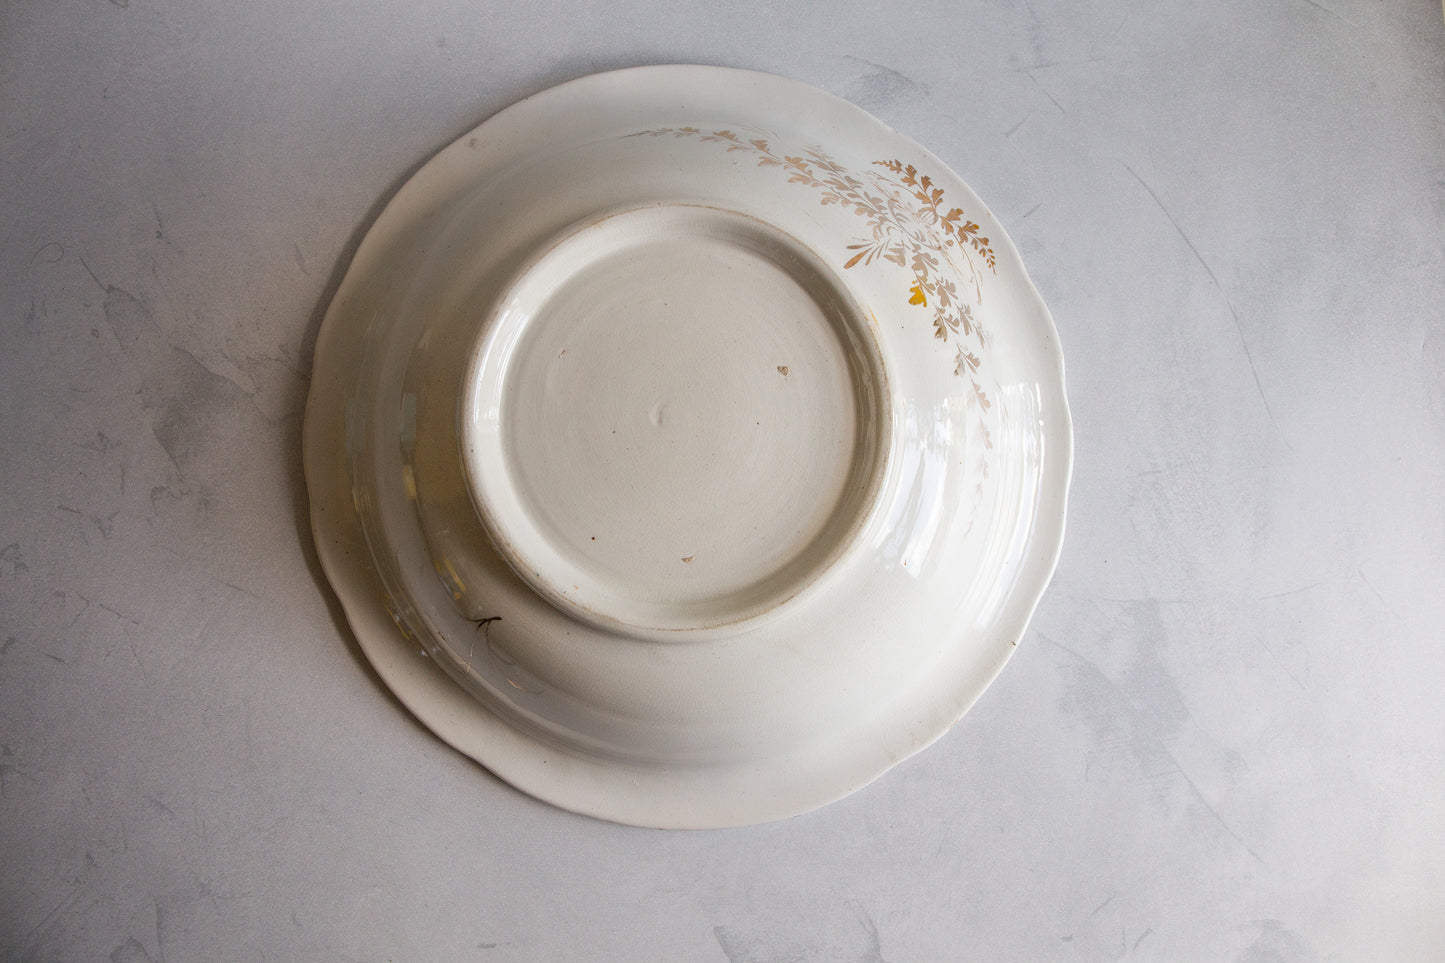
[{"x1": 460, "y1": 205, "x2": 888, "y2": 637}]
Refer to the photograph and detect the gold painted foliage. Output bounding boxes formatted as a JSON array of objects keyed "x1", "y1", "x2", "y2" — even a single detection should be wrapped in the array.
[
  {"x1": 632, "y1": 126, "x2": 997, "y2": 466},
  {"x1": 635, "y1": 127, "x2": 995, "y2": 352}
]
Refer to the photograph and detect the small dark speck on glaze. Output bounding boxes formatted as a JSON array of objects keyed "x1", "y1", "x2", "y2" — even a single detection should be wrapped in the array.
[
  {"x1": 777, "y1": 365, "x2": 789, "y2": 376},
  {"x1": 682, "y1": 555, "x2": 695, "y2": 563}
]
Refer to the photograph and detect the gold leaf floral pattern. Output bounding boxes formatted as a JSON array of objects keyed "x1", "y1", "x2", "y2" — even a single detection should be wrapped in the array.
[{"x1": 631, "y1": 126, "x2": 998, "y2": 481}]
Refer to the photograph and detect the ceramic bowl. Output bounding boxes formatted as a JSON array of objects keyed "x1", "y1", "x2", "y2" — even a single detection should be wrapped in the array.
[{"x1": 303, "y1": 65, "x2": 1072, "y2": 827}]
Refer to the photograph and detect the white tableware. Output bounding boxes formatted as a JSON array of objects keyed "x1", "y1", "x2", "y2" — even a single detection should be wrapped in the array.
[{"x1": 303, "y1": 65, "x2": 1072, "y2": 827}]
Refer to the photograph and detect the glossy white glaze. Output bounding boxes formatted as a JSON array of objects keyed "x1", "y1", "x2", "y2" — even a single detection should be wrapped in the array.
[{"x1": 303, "y1": 65, "x2": 1072, "y2": 827}]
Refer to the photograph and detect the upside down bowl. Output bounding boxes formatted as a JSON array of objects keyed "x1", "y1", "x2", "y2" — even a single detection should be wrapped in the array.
[{"x1": 302, "y1": 65, "x2": 1072, "y2": 827}]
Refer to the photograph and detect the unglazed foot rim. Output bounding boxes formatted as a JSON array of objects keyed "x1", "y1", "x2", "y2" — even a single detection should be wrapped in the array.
[{"x1": 459, "y1": 204, "x2": 891, "y2": 638}]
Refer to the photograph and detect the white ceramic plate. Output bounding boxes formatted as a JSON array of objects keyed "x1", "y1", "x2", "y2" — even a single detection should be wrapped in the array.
[{"x1": 303, "y1": 65, "x2": 1072, "y2": 828}]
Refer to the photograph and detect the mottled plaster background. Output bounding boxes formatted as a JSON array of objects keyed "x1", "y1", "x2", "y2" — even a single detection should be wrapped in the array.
[{"x1": 2, "y1": 1, "x2": 1443, "y2": 960}]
